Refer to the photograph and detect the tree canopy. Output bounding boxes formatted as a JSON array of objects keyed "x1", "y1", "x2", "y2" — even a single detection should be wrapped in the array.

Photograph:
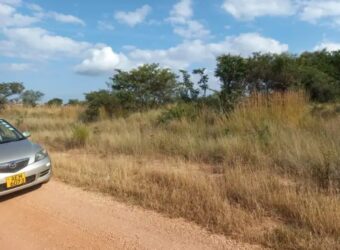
[
  {"x1": 47, "y1": 98, "x2": 63, "y2": 106},
  {"x1": 0, "y1": 82, "x2": 44, "y2": 110},
  {"x1": 0, "y1": 82, "x2": 25, "y2": 110},
  {"x1": 110, "y1": 63, "x2": 178, "y2": 110},
  {"x1": 21, "y1": 90, "x2": 44, "y2": 107},
  {"x1": 216, "y1": 51, "x2": 340, "y2": 105}
]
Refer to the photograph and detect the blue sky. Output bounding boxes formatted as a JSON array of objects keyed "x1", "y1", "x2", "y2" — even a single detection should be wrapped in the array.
[{"x1": 1, "y1": 0, "x2": 340, "y2": 101}]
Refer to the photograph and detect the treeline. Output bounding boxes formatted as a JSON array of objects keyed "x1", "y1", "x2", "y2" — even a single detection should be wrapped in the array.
[
  {"x1": 0, "y1": 82, "x2": 44, "y2": 110},
  {"x1": 1, "y1": 50, "x2": 339, "y2": 118},
  {"x1": 0, "y1": 82, "x2": 82, "y2": 110},
  {"x1": 83, "y1": 50, "x2": 340, "y2": 121}
]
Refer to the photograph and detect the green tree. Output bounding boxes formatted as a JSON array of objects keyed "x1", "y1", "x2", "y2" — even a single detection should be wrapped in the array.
[
  {"x1": 83, "y1": 90, "x2": 119, "y2": 122},
  {"x1": 299, "y1": 50, "x2": 338, "y2": 79},
  {"x1": 0, "y1": 82, "x2": 25, "y2": 110},
  {"x1": 298, "y1": 50, "x2": 340, "y2": 101},
  {"x1": 67, "y1": 99, "x2": 82, "y2": 105},
  {"x1": 215, "y1": 54, "x2": 247, "y2": 113},
  {"x1": 178, "y1": 70, "x2": 199, "y2": 102},
  {"x1": 110, "y1": 64, "x2": 178, "y2": 110},
  {"x1": 246, "y1": 53, "x2": 300, "y2": 92},
  {"x1": 21, "y1": 90, "x2": 44, "y2": 107},
  {"x1": 298, "y1": 66, "x2": 338, "y2": 102},
  {"x1": 193, "y1": 68, "x2": 209, "y2": 97},
  {"x1": 270, "y1": 53, "x2": 299, "y2": 91},
  {"x1": 47, "y1": 98, "x2": 63, "y2": 106},
  {"x1": 246, "y1": 53, "x2": 274, "y2": 92}
]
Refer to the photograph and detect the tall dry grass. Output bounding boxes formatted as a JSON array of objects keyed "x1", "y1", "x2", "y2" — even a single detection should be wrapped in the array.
[{"x1": 1, "y1": 93, "x2": 340, "y2": 249}]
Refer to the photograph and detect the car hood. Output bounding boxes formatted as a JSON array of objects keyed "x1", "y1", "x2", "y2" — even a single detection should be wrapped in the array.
[{"x1": 0, "y1": 139, "x2": 41, "y2": 164}]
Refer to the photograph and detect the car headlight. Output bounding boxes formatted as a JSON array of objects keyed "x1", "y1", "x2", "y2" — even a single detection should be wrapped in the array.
[{"x1": 35, "y1": 149, "x2": 48, "y2": 162}]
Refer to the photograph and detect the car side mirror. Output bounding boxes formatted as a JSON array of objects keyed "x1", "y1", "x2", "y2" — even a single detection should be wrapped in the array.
[{"x1": 22, "y1": 131, "x2": 31, "y2": 138}]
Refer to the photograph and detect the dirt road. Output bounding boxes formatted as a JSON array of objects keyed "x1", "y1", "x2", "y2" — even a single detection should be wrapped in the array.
[{"x1": 0, "y1": 181, "x2": 261, "y2": 250}]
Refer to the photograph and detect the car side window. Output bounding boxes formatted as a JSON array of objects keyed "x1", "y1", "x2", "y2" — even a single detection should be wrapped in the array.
[{"x1": 0, "y1": 120, "x2": 23, "y2": 143}]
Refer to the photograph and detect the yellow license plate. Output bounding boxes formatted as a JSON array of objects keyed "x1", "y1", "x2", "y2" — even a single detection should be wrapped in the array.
[{"x1": 6, "y1": 173, "x2": 26, "y2": 188}]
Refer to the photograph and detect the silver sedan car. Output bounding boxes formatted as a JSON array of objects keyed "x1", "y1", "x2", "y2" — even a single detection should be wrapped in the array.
[{"x1": 0, "y1": 119, "x2": 52, "y2": 197}]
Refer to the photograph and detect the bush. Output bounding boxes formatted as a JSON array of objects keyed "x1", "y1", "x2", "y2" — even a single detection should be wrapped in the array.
[
  {"x1": 0, "y1": 98, "x2": 6, "y2": 112},
  {"x1": 81, "y1": 103, "x2": 100, "y2": 122},
  {"x1": 198, "y1": 95, "x2": 222, "y2": 112},
  {"x1": 70, "y1": 124, "x2": 90, "y2": 147},
  {"x1": 158, "y1": 103, "x2": 199, "y2": 124},
  {"x1": 309, "y1": 81, "x2": 338, "y2": 103},
  {"x1": 82, "y1": 90, "x2": 118, "y2": 122},
  {"x1": 21, "y1": 90, "x2": 44, "y2": 107},
  {"x1": 47, "y1": 98, "x2": 63, "y2": 106},
  {"x1": 67, "y1": 99, "x2": 82, "y2": 106}
]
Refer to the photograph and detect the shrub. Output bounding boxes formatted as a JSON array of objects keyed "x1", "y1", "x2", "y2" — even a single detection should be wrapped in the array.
[
  {"x1": 70, "y1": 124, "x2": 90, "y2": 147},
  {"x1": 67, "y1": 99, "x2": 82, "y2": 106},
  {"x1": 158, "y1": 103, "x2": 199, "y2": 124},
  {"x1": 21, "y1": 90, "x2": 44, "y2": 107},
  {"x1": 47, "y1": 98, "x2": 63, "y2": 106},
  {"x1": 81, "y1": 103, "x2": 100, "y2": 122},
  {"x1": 82, "y1": 90, "x2": 124, "y2": 122}
]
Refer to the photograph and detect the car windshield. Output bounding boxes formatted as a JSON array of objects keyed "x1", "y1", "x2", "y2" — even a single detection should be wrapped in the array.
[{"x1": 0, "y1": 119, "x2": 25, "y2": 144}]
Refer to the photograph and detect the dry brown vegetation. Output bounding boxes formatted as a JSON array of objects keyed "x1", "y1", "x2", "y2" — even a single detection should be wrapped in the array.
[{"x1": 2, "y1": 92, "x2": 340, "y2": 249}]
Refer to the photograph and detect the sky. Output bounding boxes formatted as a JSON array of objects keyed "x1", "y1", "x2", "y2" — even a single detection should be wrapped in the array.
[{"x1": 1, "y1": 0, "x2": 340, "y2": 101}]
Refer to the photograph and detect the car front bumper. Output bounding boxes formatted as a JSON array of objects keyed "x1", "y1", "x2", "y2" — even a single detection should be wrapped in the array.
[{"x1": 0, "y1": 157, "x2": 52, "y2": 197}]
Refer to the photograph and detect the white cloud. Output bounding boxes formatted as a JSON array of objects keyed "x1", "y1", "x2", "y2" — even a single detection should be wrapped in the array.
[
  {"x1": 97, "y1": 20, "x2": 114, "y2": 31},
  {"x1": 0, "y1": 3, "x2": 15, "y2": 18},
  {"x1": 0, "y1": 0, "x2": 21, "y2": 6},
  {"x1": 0, "y1": 62, "x2": 31, "y2": 71},
  {"x1": 130, "y1": 33, "x2": 287, "y2": 68},
  {"x1": 168, "y1": 0, "x2": 210, "y2": 39},
  {"x1": 334, "y1": 17, "x2": 340, "y2": 26},
  {"x1": 26, "y1": 3, "x2": 42, "y2": 12},
  {"x1": 49, "y1": 12, "x2": 85, "y2": 26},
  {"x1": 0, "y1": 27, "x2": 90, "y2": 59},
  {"x1": 0, "y1": 3, "x2": 39, "y2": 27},
  {"x1": 0, "y1": 4, "x2": 93, "y2": 62},
  {"x1": 299, "y1": 1, "x2": 340, "y2": 26},
  {"x1": 127, "y1": 40, "x2": 212, "y2": 69},
  {"x1": 221, "y1": 0, "x2": 340, "y2": 28},
  {"x1": 218, "y1": 33, "x2": 288, "y2": 55},
  {"x1": 0, "y1": 2, "x2": 84, "y2": 28},
  {"x1": 114, "y1": 5, "x2": 151, "y2": 27},
  {"x1": 20, "y1": 3, "x2": 85, "y2": 26},
  {"x1": 173, "y1": 19, "x2": 210, "y2": 40},
  {"x1": 0, "y1": 2, "x2": 88, "y2": 64},
  {"x1": 169, "y1": 0, "x2": 193, "y2": 24},
  {"x1": 74, "y1": 47, "x2": 129, "y2": 75},
  {"x1": 314, "y1": 41, "x2": 340, "y2": 51},
  {"x1": 75, "y1": 33, "x2": 288, "y2": 75},
  {"x1": 32, "y1": 9, "x2": 85, "y2": 26},
  {"x1": 222, "y1": 0, "x2": 295, "y2": 20}
]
